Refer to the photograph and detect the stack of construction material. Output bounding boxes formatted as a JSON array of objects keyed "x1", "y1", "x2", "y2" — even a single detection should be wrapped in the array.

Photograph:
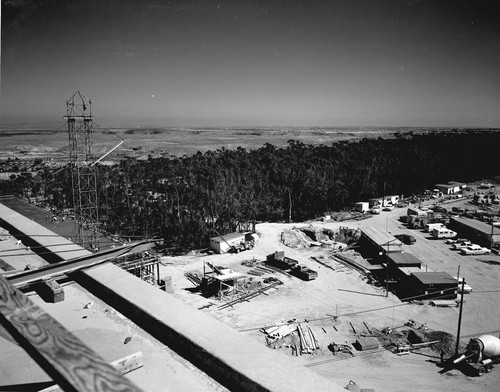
[
  {"x1": 263, "y1": 323, "x2": 298, "y2": 339},
  {"x1": 298, "y1": 323, "x2": 320, "y2": 354},
  {"x1": 184, "y1": 272, "x2": 202, "y2": 285}
]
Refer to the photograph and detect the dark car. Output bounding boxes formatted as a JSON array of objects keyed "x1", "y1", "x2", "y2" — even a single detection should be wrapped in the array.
[{"x1": 394, "y1": 234, "x2": 416, "y2": 245}]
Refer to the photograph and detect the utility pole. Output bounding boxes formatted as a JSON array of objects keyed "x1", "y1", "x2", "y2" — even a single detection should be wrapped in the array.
[
  {"x1": 65, "y1": 91, "x2": 99, "y2": 251},
  {"x1": 455, "y1": 279, "x2": 466, "y2": 356}
]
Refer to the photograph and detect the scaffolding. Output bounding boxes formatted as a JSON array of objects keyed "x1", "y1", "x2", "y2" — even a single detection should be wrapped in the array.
[
  {"x1": 65, "y1": 91, "x2": 99, "y2": 251},
  {"x1": 112, "y1": 252, "x2": 160, "y2": 286}
]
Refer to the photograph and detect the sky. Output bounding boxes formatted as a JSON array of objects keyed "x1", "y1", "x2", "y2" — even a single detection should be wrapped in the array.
[{"x1": 1, "y1": 0, "x2": 500, "y2": 128}]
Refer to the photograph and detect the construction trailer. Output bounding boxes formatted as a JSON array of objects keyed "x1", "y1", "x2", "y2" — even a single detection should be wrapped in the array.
[
  {"x1": 449, "y1": 217, "x2": 500, "y2": 247},
  {"x1": 354, "y1": 202, "x2": 370, "y2": 213},
  {"x1": 408, "y1": 272, "x2": 457, "y2": 300},
  {"x1": 209, "y1": 232, "x2": 255, "y2": 254}
]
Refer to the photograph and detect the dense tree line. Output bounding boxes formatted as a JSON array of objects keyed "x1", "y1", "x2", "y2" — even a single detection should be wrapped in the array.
[{"x1": 1, "y1": 130, "x2": 499, "y2": 251}]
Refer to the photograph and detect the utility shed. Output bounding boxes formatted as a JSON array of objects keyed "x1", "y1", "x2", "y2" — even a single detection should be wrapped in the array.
[
  {"x1": 360, "y1": 227, "x2": 403, "y2": 254},
  {"x1": 449, "y1": 217, "x2": 500, "y2": 247},
  {"x1": 210, "y1": 232, "x2": 246, "y2": 254},
  {"x1": 410, "y1": 272, "x2": 457, "y2": 300}
]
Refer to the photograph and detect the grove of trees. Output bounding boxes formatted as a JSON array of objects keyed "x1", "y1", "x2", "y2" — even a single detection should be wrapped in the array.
[{"x1": 1, "y1": 130, "x2": 499, "y2": 251}]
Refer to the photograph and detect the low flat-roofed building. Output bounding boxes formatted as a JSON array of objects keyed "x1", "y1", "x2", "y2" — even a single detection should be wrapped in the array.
[
  {"x1": 360, "y1": 227, "x2": 403, "y2": 255},
  {"x1": 434, "y1": 181, "x2": 466, "y2": 195},
  {"x1": 410, "y1": 271, "x2": 457, "y2": 300},
  {"x1": 387, "y1": 252, "x2": 422, "y2": 268},
  {"x1": 449, "y1": 216, "x2": 500, "y2": 247},
  {"x1": 209, "y1": 232, "x2": 247, "y2": 254}
]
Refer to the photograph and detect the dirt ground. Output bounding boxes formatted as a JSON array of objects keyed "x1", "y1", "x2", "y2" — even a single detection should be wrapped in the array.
[
  {"x1": 0, "y1": 127, "x2": 426, "y2": 162},
  {"x1": 160, "y1": 195, "x2": 500, "y2": 392},
  {"x1": 1, "y1": 189, "x2": 499, "y2": 391}
]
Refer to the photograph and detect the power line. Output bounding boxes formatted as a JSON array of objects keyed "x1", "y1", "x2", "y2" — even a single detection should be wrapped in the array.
[{"x1": 238, "y1": 286, "x2": 460, "y2": 332}]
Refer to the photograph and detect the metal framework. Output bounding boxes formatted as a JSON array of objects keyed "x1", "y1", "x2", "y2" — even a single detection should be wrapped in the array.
[
  {"x1": 65, "y1": 91, "x2": 99, "y2": 251},
  {"x1": 112, "y1": 252, "x2": 160, "y2": 286}
]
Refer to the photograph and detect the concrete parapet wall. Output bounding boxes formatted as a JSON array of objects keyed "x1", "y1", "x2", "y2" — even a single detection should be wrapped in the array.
[{"x1": 0, "y1": 202, "x2": 344, "y2": 392}]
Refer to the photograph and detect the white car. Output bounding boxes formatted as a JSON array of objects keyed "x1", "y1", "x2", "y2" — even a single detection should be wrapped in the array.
[
  {"x1": 460, "y1": 245, "x2": 490, "y2": 255},
  {"x1": 370, "y1": 206, "x2": 381, "y2": 214},
  {"x1": 452, "y1": 240, "x2": 472, "y2": 250},
  {"x1": 454, "y1": 277, "x2": 473, "y2": 293},
  {"x1": 383, "y1": 204, "x2": 395, "y2": 211}
]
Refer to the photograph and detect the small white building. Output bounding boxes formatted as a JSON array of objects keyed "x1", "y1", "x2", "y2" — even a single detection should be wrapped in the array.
[
  {"x1": 210, "y1": 232, "x2": 247, "y2": 254},
  {"x1": 355, "y1": 202, "x2": 370, "y2": 213}
]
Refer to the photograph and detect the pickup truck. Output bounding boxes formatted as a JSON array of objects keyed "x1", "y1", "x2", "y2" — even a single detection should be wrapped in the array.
[{"x1": 460, "y1": 245, "x2": 491, "y2": 255}]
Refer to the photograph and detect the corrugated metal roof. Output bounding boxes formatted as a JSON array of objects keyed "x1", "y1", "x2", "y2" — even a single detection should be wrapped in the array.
[
  {"x1": 210, "y1": 232, "x2": 246, "y2": 242},
  {"x1": 451, "y1": 217, "x2": 500, "y2": 236},
  {"x1": 412, "y1": 271, "x2": 456, "y2": 285}
]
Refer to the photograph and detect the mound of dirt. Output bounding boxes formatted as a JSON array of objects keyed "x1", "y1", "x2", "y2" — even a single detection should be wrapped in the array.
[{"x1": 281, "y1": 228, "x2": 312, "y2": 248}]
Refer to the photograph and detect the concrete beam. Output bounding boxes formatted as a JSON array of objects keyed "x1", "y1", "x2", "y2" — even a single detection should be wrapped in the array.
[{"x1": 0, "y1": 274, "x2": 143, "y2": 392}]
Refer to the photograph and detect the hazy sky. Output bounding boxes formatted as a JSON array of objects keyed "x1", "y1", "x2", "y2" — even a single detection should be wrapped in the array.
[{"x1": 1, "y1": 0, "x2": 499, "y2": 127}]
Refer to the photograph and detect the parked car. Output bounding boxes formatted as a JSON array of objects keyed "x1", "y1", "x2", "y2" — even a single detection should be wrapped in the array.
[
  {"x1": 460, "y1": 245, "x2": 491, "y2": 255},
  {"x1": 452, "y1": 240, "x2": 472, "y2": 250},
  {"x1": 370, "y1": 206, "x2": 381, "y2": 214},
  {"x1": 432, "y1": 206, "x2": 447, "y2": 213},
  {"x1": 454, "y1": 277, "x2": 473, "y2": 293},
  {"x1": 383, "y1": 204, "x2": 395, "y2": 211},
  {"x1": 445, "y1": 237, "x2": 466, "y2": 244},
  {"x1": 394, "y1": 234, "x2": 416, "y2": 245}
]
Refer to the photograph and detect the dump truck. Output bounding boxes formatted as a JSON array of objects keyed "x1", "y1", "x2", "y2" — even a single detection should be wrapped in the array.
[
  {"x1": 291, "y1": 264, "x2": 318, "y2": 281},
  {"x1": 452, "y1": 335, "x2": 500, "y2": 376}
]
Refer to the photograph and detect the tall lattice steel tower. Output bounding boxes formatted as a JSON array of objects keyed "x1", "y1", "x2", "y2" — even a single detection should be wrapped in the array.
[{"x1": 65, "y1": 91, "x2": 99, "y2": 251}]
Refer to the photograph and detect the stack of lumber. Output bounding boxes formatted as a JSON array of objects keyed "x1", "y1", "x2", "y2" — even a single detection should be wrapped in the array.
[
  {"x1": 247, "y1": 264, "x2": 276, "y2": 276},
  {"x1": 298, "y1": 323, "x2": 320, "y2": 354},
  {"x1": 262, "y1": 323, "x2": 297, "y2": 339}
]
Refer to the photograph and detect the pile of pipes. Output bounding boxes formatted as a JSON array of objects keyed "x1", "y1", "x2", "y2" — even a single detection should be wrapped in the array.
[{"x1": 298, "y1": 323, "x2": 320, "y2": 354}]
